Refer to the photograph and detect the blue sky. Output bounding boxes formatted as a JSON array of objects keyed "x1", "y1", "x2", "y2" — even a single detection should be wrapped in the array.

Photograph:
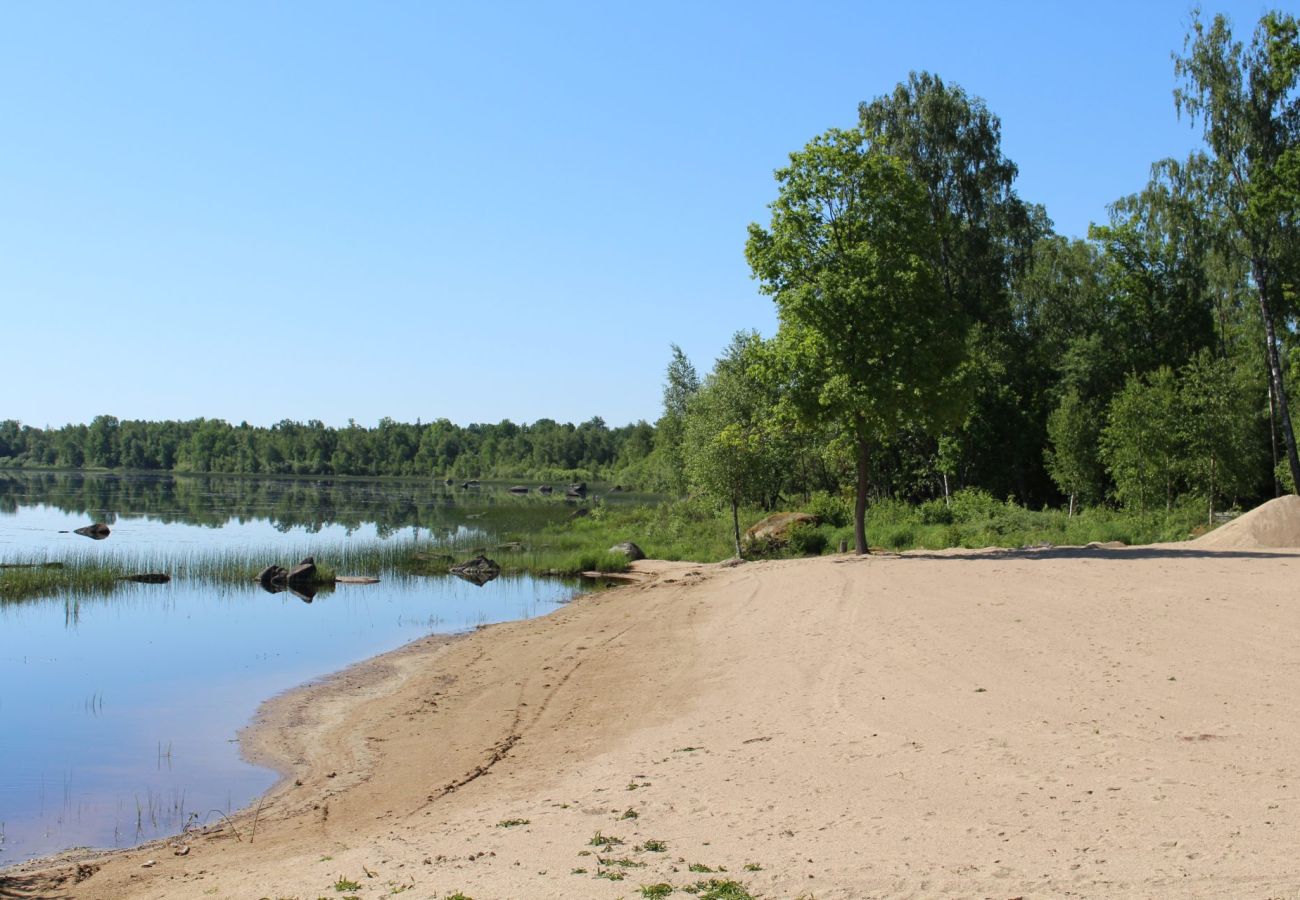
[{"x1": 0, "y1": 1, "x2": 1277, "y2": 429}]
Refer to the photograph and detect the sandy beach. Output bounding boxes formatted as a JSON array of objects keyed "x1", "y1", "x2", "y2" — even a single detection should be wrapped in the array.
[{"x1": 8, "y1": 543, "x2": 1300, "y2": 899}]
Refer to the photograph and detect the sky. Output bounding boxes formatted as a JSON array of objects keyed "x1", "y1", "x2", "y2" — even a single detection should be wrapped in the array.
[{"x1": 0, "y1": 0, "x2": 1281, "y2": 430}]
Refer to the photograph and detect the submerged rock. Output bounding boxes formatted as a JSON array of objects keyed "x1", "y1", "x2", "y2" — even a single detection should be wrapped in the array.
[
  {"x1": 119, "y1": 573, "x2": 171, "y2": 584},
  {"x1": 73, "y1": 523, "x2": 111, "y2": 540},
  {"x1": 450, "y1": 553, "x2": 501, "y2": 587}
]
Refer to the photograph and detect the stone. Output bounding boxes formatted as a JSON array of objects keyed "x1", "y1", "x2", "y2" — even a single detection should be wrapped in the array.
[
  {"x1": 508, "y1": 485, "x2": 529, "y2": 494},
  {"x1": 256, "y1": 565, "x2": 287, "y2": 587},
  {"x1": 450, "y1": 553, "x2": 501, "y2": 586},
  {"x1": 286, "y1": 561, "x2": 318, "y2": 585},
  {"x1": 118, "y1": 573, "x2": 171, "y2": 584},
  {"x1": 608, "y1": 541, "x2": 646, "y2": 561},
  {"x1": 744, "y1": 512, "x2": 820, "y2": 544},
  {"x1": 73, "y1": 523, "x2": 111, "y2": 540}
]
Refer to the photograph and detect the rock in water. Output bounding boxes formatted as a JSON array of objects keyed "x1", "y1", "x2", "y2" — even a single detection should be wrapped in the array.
[
  {"x1": 608, "y1": 541, "x2": 646, "y2": 561},
  {"x1": 450, "y1": 554, "x2": 501, "y2": 586},
  {"x1": 73, "y1": 523, "x2": 111, "y2": 540},
  {"x1": 256, "y1": 565, "x2": 287, "y2": 588},
  {"x1": 286, "y1": 561, "x2": 318, "y2": 585},
  {"x1": 119, "y1": 573, "x2": 171, "y2": 584}
]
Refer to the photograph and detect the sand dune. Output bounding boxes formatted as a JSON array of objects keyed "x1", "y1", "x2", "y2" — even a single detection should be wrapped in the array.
[
  {"x1": 1195, "y1": 494, "x2": 1300, "y2": 549},
  {"x1": 9, "y1": 546, "x2": 1300, "y2": 898}
]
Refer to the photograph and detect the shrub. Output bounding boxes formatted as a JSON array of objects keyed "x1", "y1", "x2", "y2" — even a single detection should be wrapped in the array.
[
  {"x1": 805, "y1": 491, "x2": 851, "y2": 527},
  {"x1": 948, "y1": 488, "x2": 1002, "y2": 523},
  {"x1": 788, "y1": 522, "x2": 829, "y2": 556},
  {"x1": 917, "y1": 497, "x2": 953, "y2": 525}
]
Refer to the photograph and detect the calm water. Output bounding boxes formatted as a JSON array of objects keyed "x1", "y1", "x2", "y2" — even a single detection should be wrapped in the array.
[{"x1": 0, "y1": 472, "x2": 638, "y2": 865}]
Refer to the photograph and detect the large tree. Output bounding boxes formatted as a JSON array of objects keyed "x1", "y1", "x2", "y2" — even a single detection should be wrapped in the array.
[
  {"x1": 859, "y1": 72, "x2": 1048, "y2": 501},
  {"x1": 746, "y1": 128, "x2": 968, "y2": 554},
  {"x1": 1174, "y1": 10, "x2": 1300, "y2": 492}
]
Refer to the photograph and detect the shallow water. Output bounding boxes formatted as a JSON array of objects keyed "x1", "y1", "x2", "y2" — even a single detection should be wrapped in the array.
[{"x1": 0, "y1": 472, "x2": 622, "y2": 865}]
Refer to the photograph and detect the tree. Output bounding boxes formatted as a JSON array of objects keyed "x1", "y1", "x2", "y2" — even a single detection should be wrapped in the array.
[
  {"x1": 746, "y1": 128, "x2": 968, "y2": 554},
  {"x1": 1100, "y1": 368, "x2": 1182, "y2": 515},
  {"x1": 683, "y1": 334, "x2": 784, "y2": 556},
  {"x1": 654, "y1": 344, "x2": 700, "y2": 494},
  {"x1": 1174, "y1": 10, "x2": 1300, "y2": 492},
  {"x1": 1179, "y1": 348, "x2": 1262, "y2": 522},
  {"x1": 1045, "y1": 389, "x2": 1104, "y2": 516}
]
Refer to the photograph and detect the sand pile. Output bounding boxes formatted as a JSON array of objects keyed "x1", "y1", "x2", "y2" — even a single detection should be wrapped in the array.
[{"x1": 1195, "y1": 494, "x2": 1300, "y2": 548}]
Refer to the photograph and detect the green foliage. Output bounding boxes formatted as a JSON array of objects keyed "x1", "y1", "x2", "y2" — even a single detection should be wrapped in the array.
[
  {"x1": 1045, "y1": 390, "x2": 1106, "y2": 509},
  {"x1": 805, "y1": 491, "x2": 850, "y2": 527},
  {"x1": 747, "y1": 122, "x2": 969, "y2": 552},
  {"x1": 786, "y1": 522, "x2": 828, "y2": 556},
  {"x1": 683, "y1": 333, "x2": 788, "y2": 555}
]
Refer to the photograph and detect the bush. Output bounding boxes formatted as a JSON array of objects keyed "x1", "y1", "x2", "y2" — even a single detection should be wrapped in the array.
[
  {"x1": 805, "y1": 491, "x2": 851, "y2": 528},
  {"x1": 948, "y1": 488, "x2": 1002, "y2": 523},
  {"x1": 788, "y1": 522, "x2": 829, "y2": 556},
  {"x1": 918, "y1": 497, "x2": 953, "y2": 525}
]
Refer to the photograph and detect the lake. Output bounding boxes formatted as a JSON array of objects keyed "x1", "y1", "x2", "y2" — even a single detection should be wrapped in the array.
[{"x1": 0, "y1": 471, "x2": 643, "y2": 865}]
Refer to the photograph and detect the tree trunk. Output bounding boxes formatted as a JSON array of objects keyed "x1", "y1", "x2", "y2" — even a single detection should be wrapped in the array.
[
  {"x1": 1267, "y1": 352, "x2": 1282, "y2": 497},
  {"x1": 731, "y1": 499, "x2": 742, "y2": 559},
  {"x1": 854, "y1": 433, "x2": 870, "y2": 555},
  {"x1": 1068, "y1": 492, "x2": 1075, "y2": 518},
  {"x1": 1255, "y1": 260, "x2": 1300, "y2": 494}
]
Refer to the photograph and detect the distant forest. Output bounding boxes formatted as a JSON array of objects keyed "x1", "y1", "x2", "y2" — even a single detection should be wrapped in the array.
[
  {"x1": 4, "y1": 10, "x2": 1299, "y2": 528},
  {"x1": 0, "y1": 416, "x2": 654, "y2": 483}
]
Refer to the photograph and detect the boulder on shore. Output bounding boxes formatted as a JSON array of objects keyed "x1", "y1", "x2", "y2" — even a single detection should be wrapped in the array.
[
  {"x1": 744, "y1": 512, "x2": 820, "y2": 545},
  {"x1": 608, "y1": 541, "x2": 646, "y2": 561}
]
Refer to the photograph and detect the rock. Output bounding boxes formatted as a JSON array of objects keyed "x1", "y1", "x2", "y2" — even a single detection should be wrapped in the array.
[
  {"x1": 461, "y1": 480, "x2": 481, "y2": 489},
  {"x1": 566, "y1": 482, "x2": 588, "y2": 498},
  {"x1": 608, "y1": 541, "x2": 646, "y2": 561},
  {"x1": 119, "y1": 573, "x2": 171, "y2": 584},
  {"x1": 508, "y1": 485, "x2": 529, "y2": 494},
  {"x1": 298, "y1": 556, "x2": 315, "y2": 566},
  {"x1": 73, "y1": 523, "x2": 111, "y2": 540},
  {"x1": 568, "y1": 508, "x2": 590, "y2": 520},
  {"x1": 334, "y1": 575, "x2": 380, "y2": 584},
  {"x1": 449, "y1": 553, "x2": 501, "y2": 586},
  {"x1": 538, "y1": 485, "x2": 554, "y2": 495},
  {"x1": 256, "y1": 565, "x2": 287, "y2": 587},
  {"x1": 286, "y1": 561, "x2": 318, "y2": 585},
  {"x1": 744, "y1": 512, "x2": 820, "y2": 544}
]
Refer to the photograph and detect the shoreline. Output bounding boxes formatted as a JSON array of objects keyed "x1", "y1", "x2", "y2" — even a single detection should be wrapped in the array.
[{"x1": 10, "y1": 548, "x2": 1300, "y2": 898}]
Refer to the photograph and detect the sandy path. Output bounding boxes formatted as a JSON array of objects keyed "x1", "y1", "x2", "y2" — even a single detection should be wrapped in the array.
[{"x1": 8, "y1": 547, "x2": 1300, "y2": 898}]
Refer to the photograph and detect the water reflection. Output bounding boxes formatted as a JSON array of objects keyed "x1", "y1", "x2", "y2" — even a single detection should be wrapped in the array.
[{"x1": 0, "y1": 472, "x2": 629, "y2": 866}]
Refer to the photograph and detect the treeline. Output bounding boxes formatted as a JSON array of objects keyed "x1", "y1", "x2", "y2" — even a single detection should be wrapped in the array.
[
  {"x1": 0, "y1": 416, "x2": 656, "y2": 481},
  {"x1": 658, "y1": 9, "x2": 1300, "y2": 551}
]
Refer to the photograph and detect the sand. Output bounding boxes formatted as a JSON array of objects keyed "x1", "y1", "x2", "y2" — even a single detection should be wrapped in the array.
[
  {"x1": 8, "y1": 545, "x2": 1300, "y2": 899},
  {"x1": 1195, "y1": 494, "x2": 1300, "y2": 549}
]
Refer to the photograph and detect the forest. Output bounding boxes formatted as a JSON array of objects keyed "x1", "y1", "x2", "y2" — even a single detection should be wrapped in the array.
[{"x1": 2, "y1": 10, "x2": 1297, "y2": 551}]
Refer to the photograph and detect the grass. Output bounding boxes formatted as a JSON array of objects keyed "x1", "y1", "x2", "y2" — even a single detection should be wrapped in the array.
[
  {"x1": 0, "y1": 490, "x2": 1228, "y2": 605},
  {"x1": 496, "y1": 818, "x2": 530, "y2": 828}
]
